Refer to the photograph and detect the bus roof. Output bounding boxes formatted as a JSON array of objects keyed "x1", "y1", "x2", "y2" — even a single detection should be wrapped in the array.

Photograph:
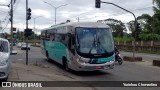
[{"x1": 41, "y1": 22, "x2": 110, "y2": 31}]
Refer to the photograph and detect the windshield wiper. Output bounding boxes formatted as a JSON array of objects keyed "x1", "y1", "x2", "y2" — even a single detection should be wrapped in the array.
[
  {"x1": 88, "y1": 34, "x2": 96, "y2": 54},
  {"x1": 97, "y1": 36, "x2": 107, "y2": 53}
]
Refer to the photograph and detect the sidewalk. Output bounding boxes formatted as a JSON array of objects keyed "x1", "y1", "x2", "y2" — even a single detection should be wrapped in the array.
[
  {"x1": 9, "y1": 63, "x2": 73, "y2": 81},
  {"x1": 0, "y1": 62, "x2": 93, "y2": 90}
]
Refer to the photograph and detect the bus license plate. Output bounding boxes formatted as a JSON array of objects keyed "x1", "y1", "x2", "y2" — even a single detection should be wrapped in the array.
[{"x1": 95, "y1": 66, "x2": 104, "y2": 69}]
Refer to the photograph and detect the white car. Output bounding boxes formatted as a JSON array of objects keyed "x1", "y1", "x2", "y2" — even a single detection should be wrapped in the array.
[
  {"x1": 21, "y1": 43, "x2": 30, "y2": 50},
  {"x1": 16, "y1": 42, "x2": 22, "y2": 48},
  {"x1": 0, "y1": 38, "x2": 11, "y2": 81}
]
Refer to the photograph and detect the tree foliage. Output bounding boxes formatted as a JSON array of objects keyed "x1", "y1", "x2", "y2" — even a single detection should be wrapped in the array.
[
  {"x1": 97, "y1": 18, "x2": 126, "y2": 37},
  {"x1": 139, "y1": 33, "x2": 160, "y2": 41},
  {"x1": 137, "y1": 14, "x2": 153, "y2": 33},
  {"x1": 127, "y1": 20, "x2": 135, "y2": 32},
  {"x1": 127, "y1": 0, "x2": 160, "y2": 41},
  {"x1": 152, "y1": 0, "x2": 160, "y2": 34}
]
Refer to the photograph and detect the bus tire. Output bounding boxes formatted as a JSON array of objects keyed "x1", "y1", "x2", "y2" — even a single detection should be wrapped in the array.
[
  {"x1": 46, "y1": 51, "x2": 51, "y2": 62},
  {"x1": 63, "y1": 57, "x2": 69, "y2": 71}
]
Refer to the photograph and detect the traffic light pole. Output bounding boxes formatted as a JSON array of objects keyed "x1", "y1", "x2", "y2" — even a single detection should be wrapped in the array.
[
  {"x1": 26, "y1": 0, "x2": 28, "y2": 65},
  {"x1": 101, "y1": 1, "x2": 137, "y2": 59}
]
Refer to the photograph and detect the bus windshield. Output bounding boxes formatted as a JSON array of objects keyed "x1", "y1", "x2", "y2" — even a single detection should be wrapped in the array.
[{"x1": 76, "y1": 27, "x2": 114, "y2": 56}]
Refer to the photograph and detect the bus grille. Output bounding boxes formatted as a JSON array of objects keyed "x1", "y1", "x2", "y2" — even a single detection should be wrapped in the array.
[{"x1": 88, "y1": 59, "x2": 106, "y2": 64}]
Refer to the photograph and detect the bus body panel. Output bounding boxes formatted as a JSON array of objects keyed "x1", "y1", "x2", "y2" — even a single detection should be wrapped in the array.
[{"x1": 45, "y1": 40, "x2": 68, "y2": 64}]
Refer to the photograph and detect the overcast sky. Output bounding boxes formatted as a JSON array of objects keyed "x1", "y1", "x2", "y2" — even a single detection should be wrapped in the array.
[{"x1": 0, "y1": 0, "x2": 154, "y2": 34}]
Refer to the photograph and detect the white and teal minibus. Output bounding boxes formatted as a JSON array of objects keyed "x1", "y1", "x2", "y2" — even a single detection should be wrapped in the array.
[{"x1": 41, "y1": 22, "x2": 115, "y2": 71}]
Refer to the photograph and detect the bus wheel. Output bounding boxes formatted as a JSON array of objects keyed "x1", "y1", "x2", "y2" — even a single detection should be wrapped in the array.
[
  {"x1": 46, "y1": 51, "x2": 51, "y2": 62},
  {"x1": 63, "y1": 58, "x2": 69, "y2": 71}
]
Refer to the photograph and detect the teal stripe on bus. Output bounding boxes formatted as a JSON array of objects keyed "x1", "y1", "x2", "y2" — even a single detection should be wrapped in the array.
[
  {"x1": 45, "y1": 41, "x2": 68, "y2": 61},
  {"x1": 97, "y1": 55, "x2": 114, "y2": 63}
]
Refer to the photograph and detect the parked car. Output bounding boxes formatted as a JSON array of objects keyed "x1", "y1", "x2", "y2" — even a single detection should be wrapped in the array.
[
  {"x1": 17, "y1": 42, "x2": 22, "y2": 48},
  {"x1": 21, "y1": 43, "x2": 30, "y2": 50},
  {"x1": 0, "y1": 38, "x2": 11, "y2": 81}
]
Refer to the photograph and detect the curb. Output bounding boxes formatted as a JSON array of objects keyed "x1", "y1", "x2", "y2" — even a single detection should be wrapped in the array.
[
  {"x1": 152, "y1": 60, "x2": 160, "y2": 67},
  {"x1": 123, "y1": 56, "x2": 142, "y2": 62}
]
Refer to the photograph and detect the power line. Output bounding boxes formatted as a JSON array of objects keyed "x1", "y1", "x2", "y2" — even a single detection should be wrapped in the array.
[
  {"x1": 74, "y1": 6, "x2": 153, "y2": 20},
  {"x1": 70, "y1": 6, "x2": 153, "y2": 23},
  {"x1": 110, "y1": 6, "x2": 152, "y2": 17},
  {"x1": 0, "y1": 0, "x2": 21, "y2": 33},
  {"x1": 96, "y1": 6, "x2": 153, "y2": 18},
  {"x1": 1, "y1": 20, "x2": 10, "y2": 33}
]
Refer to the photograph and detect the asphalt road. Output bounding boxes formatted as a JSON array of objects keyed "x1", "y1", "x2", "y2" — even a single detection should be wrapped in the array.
[{"x1": 10, "y1": 46, "x2": 160, "y2": 90}]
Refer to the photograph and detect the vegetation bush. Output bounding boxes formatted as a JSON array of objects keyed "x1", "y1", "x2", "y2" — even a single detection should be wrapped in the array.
[{"x1": 139, "y1": 33, "x2": 160, "y2": 41}]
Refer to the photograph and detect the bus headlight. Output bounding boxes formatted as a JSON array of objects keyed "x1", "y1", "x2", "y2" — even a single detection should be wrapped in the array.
[
  {"x1": 77, "y1": 58, "x2": 87, "y2": 64},
  {"x1": 108, "y1": 60, "x2": 115, "y2": 64}
]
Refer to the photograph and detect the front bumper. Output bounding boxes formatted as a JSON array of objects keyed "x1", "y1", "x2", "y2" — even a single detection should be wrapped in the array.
[
  {"x1": 70, "y1": 60, "x2": 115, "y2": 71},
  {"x1": 0, "y1": 63, "x2": 10, "y2": 79}
]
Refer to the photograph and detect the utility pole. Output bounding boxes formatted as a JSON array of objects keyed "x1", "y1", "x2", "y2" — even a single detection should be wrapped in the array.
[
  {"x1": 0, "y1": 20, "x2": 2, "y2": 32},
  {"x1": 10, "y1": 0, "x2": 13, "y2": 53},
  {"x1": 43, "y1": 1, "x2": 67, "y2": 24},
  {"x1": 34, "y1": 18, "x2": 35, "y2": 45},
  {"x1": 76, "y1": 17, "x2": 79, "y2": 22},
  {"x1": 23, "y1": 24, "x2": 25, "y2": 42},
  {"x1": 26, "y1": 0, "x2": 28, "y2": 65},
  {"x1": 25, "y1": 0, "x2": 32, "y2": 65}
]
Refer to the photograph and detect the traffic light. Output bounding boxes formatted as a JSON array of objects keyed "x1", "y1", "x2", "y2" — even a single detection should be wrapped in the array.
[
  {"x1": 136, "y1": 23, "x2": 141, "y2": 31},
  {"x1": 27, "y1": 8, "x2": 31, "y2": 20},
  {"x1": 12, "y1": 28, "x2": 17, "y2": 38},
  {"x1": 132, "y1": 23, "x2": 141, "y2": 38},
  {"x1": 12, "y1": 27, "x2": 16, "y2": 31},
  {"x1": 24, "y1": 28, "x2": 32, "y2": 37},
  {"x1": 95, "y1": 0, "x2": 101, "y2": 8}
]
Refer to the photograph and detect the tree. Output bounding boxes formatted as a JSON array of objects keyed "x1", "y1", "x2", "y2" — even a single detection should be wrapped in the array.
[
  {"x1": 137, "y1": 14, "x2": 152, "y2": 33},
  {"x1": 127, "y1": 20, "x2": 135, "y2": 33},
  {"x1": 152, "y1": 0, "x2": 160, "y2": 34},
  {"x1": 98, "y1": 18, "x2": 127, "y2": 37}
]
